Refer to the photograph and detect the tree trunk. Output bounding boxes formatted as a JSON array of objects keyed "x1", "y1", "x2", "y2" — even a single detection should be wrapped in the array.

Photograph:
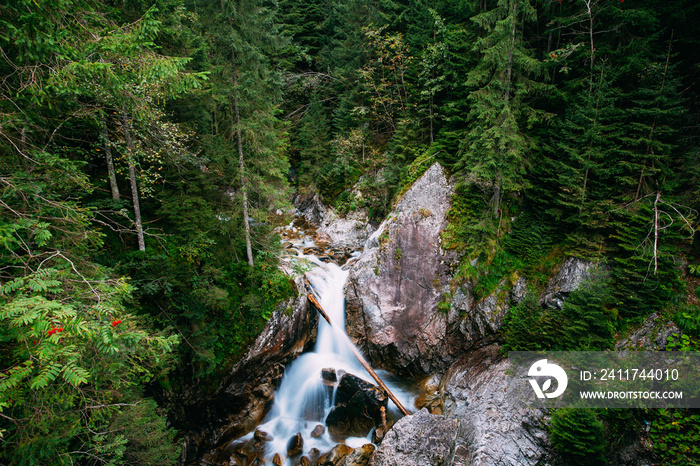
[
  {"x1": 653, "y1": 191, "x2": 660, "y2": 275},
  {"x1": 586, "y1": 0, "x2": 595, "y2": 94},
  {"x1": 232, "y1": 49, "x2": 254, "y2": 267},
  {"x1": 122, "y1": 111, "x2": 145, "y2": 252},
  {"x1": 493, "y1": 174, "x2": 502, "y2": 219},
  {"x1": 101, "y1": 115, "x2": 120, "y2": 200}
]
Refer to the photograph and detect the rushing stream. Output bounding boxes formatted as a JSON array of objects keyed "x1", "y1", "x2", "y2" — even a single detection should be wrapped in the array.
[{"x1": 234, "y1": 221, "x2": 415, "y2": 466}]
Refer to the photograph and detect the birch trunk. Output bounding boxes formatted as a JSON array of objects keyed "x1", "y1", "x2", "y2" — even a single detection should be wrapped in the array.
[{"x1": 122, "y1": 111, "x2": 145, "y2": 252}]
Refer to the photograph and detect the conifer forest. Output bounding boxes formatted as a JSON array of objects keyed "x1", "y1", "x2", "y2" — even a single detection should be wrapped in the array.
[{"x1": 1, "y1": 0, "x2": 699, "y2": 464}]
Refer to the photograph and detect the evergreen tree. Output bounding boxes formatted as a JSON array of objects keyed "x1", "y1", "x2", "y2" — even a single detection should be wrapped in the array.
[
  {"x1": 457, "y1": 0, "x2": 547, "y2": 220},
  {"x1": 197, "y1": 0, "x2": 291, "y2": 266}
]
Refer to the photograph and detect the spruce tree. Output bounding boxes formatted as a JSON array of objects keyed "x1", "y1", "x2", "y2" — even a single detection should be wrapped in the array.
[{"x1": 457, "y1": 0, "x2": 546, "y2": 220}]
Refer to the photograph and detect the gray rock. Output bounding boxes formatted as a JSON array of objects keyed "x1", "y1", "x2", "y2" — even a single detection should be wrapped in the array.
[
  {"x1": 441, "y1": 345, "x2": 548, "y2": 466},
  {"x1": 540, "y1": 257, "x2": 599, "y2": 309},
  {"x1": 345, "y1": 162, "x2": 462, "y2": 377},
  {"x1": 295, "y1": 193, "x2": 327, "y2": 226},
  {"x1": 454, "y1": 277, "x2": 527, "y2": 347},
  {"x1": 318, "y1": 208, "x2": 376, "y2": 249},
  {"x1": 615, "y1": 313, "x2": 680, "y2": 351},
  {"x1": 369, "y1": 408, "x2": 461, "y2": 466}
]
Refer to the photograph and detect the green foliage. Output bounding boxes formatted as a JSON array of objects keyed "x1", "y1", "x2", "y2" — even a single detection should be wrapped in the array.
[
  {"x1": 673, "y1": 304, "x2": 700, "y2": 338},
  {"x1": 549, "y1": 409, "x2": 606, "y2": 466},
  {"x1": 501, "y1": 293, "x2": 548, "y2": 351},
  {"x1": 649, "y1": 409, "x2": 700, "y2": 464},
  {"x1": 109, "y1": 398, "x2": 179, "y2": 466},
  {"x1": 502, "y1": 274, "x2": 614, "y2": 352}
]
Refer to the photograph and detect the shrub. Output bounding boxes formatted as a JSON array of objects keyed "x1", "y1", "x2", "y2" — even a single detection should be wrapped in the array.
[{"x1": 550, "y1": 409, "x2": 605, "y2": 465}]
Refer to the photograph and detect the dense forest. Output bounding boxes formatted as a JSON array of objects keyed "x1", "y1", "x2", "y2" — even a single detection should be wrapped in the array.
[{"x1": 1, "y1": 0, "x2": 699, "y2": 464}]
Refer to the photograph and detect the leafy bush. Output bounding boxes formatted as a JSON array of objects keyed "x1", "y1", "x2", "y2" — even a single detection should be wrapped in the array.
[{"x1": 649, "y1": 409, "x2": 700, "y2": 464}]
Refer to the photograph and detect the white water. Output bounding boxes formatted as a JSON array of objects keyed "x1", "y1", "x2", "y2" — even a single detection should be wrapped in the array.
[{"x1": 247, "y1": 225, "x2": 415, "y2": 465}]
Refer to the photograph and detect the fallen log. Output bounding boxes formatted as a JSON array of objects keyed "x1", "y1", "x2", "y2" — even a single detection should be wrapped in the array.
[{"x1": 307, "y1": 293, "x2": 410, "y2": 416}]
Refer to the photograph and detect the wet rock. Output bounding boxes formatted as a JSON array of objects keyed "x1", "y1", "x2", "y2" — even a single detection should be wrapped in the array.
[
  {"x1": 338, "y1": 444, "x2": 376, "y2": 466},
  {"x1": 326, "y1": 374, "x2": 388, "y2": 437},
  {"x1": 287, "y1": 432, "x2": 304, "y2": 457},
  {"x1": 246, "y1": 450, "x2": 261, "y2": 465},
  {"x1": 441, "y1": 345, "x2": 548, "y2": 466},
  {"x1": 316, "y1": 444, "x2": 353, "y2": 466},
  {"x1": 321, "y1": 368, "x2": 337, "y2": 384},
  {"x1": 414, "y1": 393, "x2": 443, "y2": 415},
  {"x1": 540, "y1": 257, "x2": 598, "y2": 309},
  {"x1": 615, "y1": 312, "x2": 680, "y2": 350},
  {"x1": 311, "y1": 424, "x2": 326, "y2": 438},
  {"x1": 299, "y1": 456, "x2": 311, "y2": 466},
  {"x1": 346, "y1": 162, "x2": 463, "y2": 377},
  {"x1": 273, "y1": 453, "x2": 283, "y2": 466},
  {"x1": 308, "y1": 448, "x2": 321, "y2": 464},
  {"x1": 369, "y1": 408, "x2": 460, "y2": 466},
  {"x1": 253, "y1": 430, "x2": 273, "y2": 442}
]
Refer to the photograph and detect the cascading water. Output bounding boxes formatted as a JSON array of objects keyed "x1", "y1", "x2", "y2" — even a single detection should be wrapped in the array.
[{"x1": 239, "y1": 222, "x2": 414, "y2": 466}]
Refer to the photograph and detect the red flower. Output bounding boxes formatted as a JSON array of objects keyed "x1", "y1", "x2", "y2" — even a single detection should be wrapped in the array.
[{"x1": 111, "y1": 319, "x2": 122, "y2": 327}]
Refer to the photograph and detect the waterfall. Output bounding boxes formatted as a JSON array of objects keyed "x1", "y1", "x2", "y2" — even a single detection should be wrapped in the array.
[{"x1": 243, "y1": 224, "x2": 414, "y2": 465}]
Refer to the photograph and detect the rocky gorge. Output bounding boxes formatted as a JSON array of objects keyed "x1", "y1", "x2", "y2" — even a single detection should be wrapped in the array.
[{"x1": 184, "y1": 162, "x2": 664, "y2": 466}]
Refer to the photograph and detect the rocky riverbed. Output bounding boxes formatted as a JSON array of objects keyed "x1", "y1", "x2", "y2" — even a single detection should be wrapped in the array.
[{"x1": 182, "y1": 162, "x2": 663, "y2": 466}]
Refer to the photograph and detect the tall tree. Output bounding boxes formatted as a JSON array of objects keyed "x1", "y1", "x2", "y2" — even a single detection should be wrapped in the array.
[
  {"x1": 197, "y1": 0, "x2": 291, "y2": 267},
  {"x1": 457, "y1": 0, "x2": 546, "y2": 219}
]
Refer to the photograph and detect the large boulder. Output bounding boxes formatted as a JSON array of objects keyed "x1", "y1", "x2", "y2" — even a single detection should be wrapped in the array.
[
  {"x1": 325, "y1": 374, "x2": 388, "y2": 437},
  {"x1": 295, "y1": 193, "x2": 328, "y2": 226},
  {"x1": 318, "y1": 208, "x2": 376, "y2": 250},
  {"x1": 345, "y1": 163, "x2": 462, "y2": 377},
  {"x1": 369, "y1": 408, "x2": 461, "y2": 466},
  {"x1": 441, "y1": 345, "x2": 549, "y2": 466}
]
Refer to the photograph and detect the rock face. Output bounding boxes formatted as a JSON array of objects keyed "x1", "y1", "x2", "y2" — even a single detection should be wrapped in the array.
[
  {"x1": 615, "y1": 312, "x2": 680, "y2": 350},
  {"x1": 370, "y1": 408, "x2": 461, "y2": 466},
  {"x1": 346, "y1": 162, "x2": 461, "y2": 377},
  {"x1": 325, "y1": 374, "x2": 388, "y2": 437},
  {"x1": 294, "y1": 191, "x2": 374, "y2": 250},
  {"x1": 452, "y1": 277, "x2": 527, "y2": 347},
  {"x1": 441, "y1": 345, "x2": 549, "y2": 466},
  {"x1": 540, "y1": 257, "x2": 598, "y2": 309}
]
